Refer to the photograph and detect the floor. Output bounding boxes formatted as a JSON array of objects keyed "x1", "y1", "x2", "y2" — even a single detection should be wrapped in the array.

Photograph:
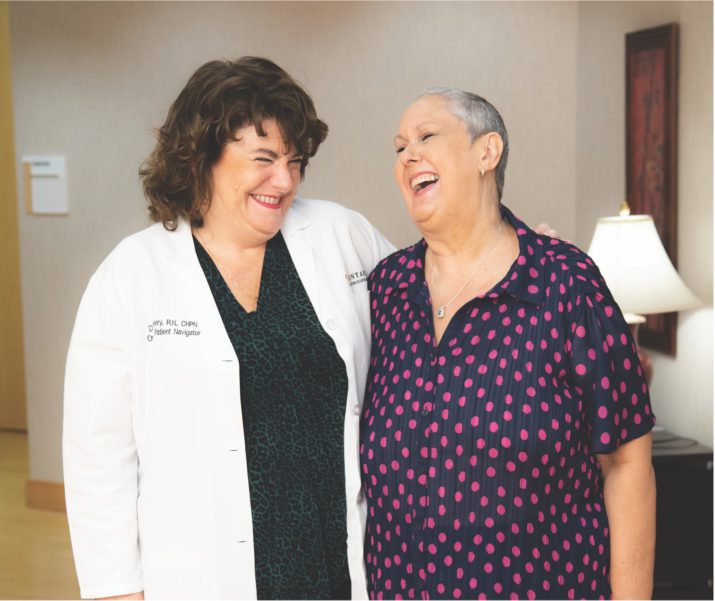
[{"x1": 0, "y1": 430, "x2": 80, "y2": 599}]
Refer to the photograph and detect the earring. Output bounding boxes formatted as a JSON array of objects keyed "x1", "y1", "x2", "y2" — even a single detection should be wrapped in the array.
[{"x1": 479, "y1": 168, "x2": 485, "y2": 177}]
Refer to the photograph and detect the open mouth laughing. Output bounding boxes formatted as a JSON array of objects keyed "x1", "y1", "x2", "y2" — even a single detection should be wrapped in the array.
[{"x1": 410, "y1": 173, "x2": 440, "y2": 195}]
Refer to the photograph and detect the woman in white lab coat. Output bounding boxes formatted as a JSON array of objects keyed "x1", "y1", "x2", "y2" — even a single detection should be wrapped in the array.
[{"x1": 63, "y1": 56, "x2": 393, "y2": 600}]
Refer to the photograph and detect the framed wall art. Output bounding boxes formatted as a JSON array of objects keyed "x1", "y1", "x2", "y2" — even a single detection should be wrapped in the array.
[{"x1": 625, "y1": 23, "x2": 679, "y2": 355}]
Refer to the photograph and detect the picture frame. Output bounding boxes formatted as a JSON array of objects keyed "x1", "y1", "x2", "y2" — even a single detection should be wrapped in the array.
[{"x1": 625, "y1": 23, "x2": 679, "y2": 355}]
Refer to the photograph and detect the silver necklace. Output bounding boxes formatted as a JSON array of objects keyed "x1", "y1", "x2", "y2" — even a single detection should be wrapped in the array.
[
  {"x1": 194, "y1": 232, "x2": 260, "y2": 301},
  {"x1": 431, "y1": 219, "x2": 504, "y2": 319}
]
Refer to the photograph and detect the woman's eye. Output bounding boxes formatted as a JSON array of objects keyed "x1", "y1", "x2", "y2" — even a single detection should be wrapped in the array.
[
  {"x1": 421, "y1": 133, "x2": 434, "y2": 142},
  {"x1": 289, "y1": 158, "x2": 303, "y2": 166},
  {"x1": 255, "y1": 157, "x2": 272, "y2": 163},
  {"x1": 395, "y1": 146, "x2": 406, "y2": 154}
]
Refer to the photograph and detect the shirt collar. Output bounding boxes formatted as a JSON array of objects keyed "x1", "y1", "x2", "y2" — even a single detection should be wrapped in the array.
[
  {"x1": 280, "y1": 197, "x2": 311, "y2": 237},
  {"x1": 496, "y1": 204, "x2": 547, "y2": 306},
  {"x1": 382, "y1": 240, "x2": 429, "y2": 305},
  {"x1": 387, "y1": 203, "x2": 547, "y2": 307}
]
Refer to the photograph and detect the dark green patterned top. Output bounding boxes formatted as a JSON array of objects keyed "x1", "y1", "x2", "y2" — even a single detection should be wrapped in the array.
[{"x1": 194, "y1": 232, "x2": 351, "y2": 600}]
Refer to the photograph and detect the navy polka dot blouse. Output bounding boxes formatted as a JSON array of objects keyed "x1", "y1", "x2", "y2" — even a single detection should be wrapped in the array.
[{"x1": 359, "y1": 204, "x2": 654, "y2": 600}]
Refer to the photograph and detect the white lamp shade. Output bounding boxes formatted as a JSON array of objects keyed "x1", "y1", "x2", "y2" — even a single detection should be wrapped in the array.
[{"x1": 587, "y1": 215, "x2": 700, "y2": 316}]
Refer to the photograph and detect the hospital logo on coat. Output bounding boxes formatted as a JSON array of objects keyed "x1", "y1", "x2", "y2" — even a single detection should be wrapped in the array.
[{"x1": 345, "y1": 270, "x2": 368, "y2": 287}]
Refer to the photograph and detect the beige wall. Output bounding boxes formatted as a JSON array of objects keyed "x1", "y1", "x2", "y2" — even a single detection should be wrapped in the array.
[
  {"x1": 576, "y1": 1, "x2": 713, "y2": 446},
  {"x1": 8, "y1": 1, "x2": 710, "y2": 482}
]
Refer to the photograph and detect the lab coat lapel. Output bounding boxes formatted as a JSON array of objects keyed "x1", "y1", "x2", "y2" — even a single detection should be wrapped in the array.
[
  {"x1": 159, "y1": 219, "x2": 237, "y2": 357},
  {"x1": 162, "y1": 219, "x2": 197, "y2": 264},
  {"x1": 281, "y1": 203, "x2": 321, "y2": 317}
]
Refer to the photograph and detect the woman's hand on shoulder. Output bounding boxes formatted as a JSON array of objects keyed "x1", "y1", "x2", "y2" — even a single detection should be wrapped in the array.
[{"x1": 534, "y1": 222, "x2": 562, "y2": 239}]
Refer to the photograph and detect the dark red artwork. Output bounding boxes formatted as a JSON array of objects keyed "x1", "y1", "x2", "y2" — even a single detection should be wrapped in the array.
[
  {"x1": 626, "y1": 24, "x2": 678, "y2": 355},
  {"x1": 628, "y1": 47, "x2": 666, "y2": 234}
]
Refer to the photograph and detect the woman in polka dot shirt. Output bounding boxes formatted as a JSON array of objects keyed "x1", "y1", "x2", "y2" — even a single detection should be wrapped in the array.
[{"x1": 360, "y1": 89, "x2": 656, "y2": 600}]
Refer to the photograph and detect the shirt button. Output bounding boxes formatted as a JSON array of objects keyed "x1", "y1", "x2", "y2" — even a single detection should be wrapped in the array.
[
  {"x1": 352, "y1": 405, "x2": 361, "y2": 416},
  {"x1": 421, "y1": 406, "x2": 430, "y2": 416},
  {"x1": 325, "y1": 318, "x2": 338, "y2": 331}
]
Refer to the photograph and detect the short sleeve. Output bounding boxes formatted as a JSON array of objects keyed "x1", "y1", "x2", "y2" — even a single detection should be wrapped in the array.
[{"x1": 568, "y1": 283, "x2": 655, "y2": 454}]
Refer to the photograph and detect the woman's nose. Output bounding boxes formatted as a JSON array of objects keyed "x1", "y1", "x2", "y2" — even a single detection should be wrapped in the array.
[
  {"x1": 271, "y1": 162, "x2": 296, "y2": 191},
  {"x1": 399, "y1": 142, "x2": 420, "y2": 165}
]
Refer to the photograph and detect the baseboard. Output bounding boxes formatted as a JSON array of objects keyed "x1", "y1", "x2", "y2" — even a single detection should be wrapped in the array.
[{"x1": 26, "y1": 479, "x2": 66, "y2": 512}]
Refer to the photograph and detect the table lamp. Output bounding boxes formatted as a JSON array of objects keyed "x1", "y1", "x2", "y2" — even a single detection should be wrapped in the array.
[{"x1": 587, "y1": 202, "x2": 700, "y2": 383}]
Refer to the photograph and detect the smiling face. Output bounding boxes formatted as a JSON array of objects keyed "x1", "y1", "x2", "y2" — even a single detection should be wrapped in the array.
[
  {"x1": 393, "y1": 95, "x2": 487, "y2": 234},
  {"x1": 205, "y1": 119, "x2": 303, "y2": 244}
]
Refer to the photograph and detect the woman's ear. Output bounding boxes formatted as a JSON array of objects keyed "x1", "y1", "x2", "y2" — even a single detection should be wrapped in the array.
[{"x1": 480, "y1": 132, "x2": 504, "y2": 173}]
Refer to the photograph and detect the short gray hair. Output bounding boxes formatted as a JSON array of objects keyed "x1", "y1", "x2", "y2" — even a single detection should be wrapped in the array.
[{"x1": 418, "y1": 87, "x2": 509, "y2": 200}]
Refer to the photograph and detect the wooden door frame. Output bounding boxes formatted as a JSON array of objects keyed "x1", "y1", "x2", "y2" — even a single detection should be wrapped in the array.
[{"x1": 0, "y1": 1, "x2": 28, "y2": 431}]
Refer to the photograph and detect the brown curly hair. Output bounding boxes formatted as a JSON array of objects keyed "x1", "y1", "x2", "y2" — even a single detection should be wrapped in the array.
[{"x1": 139, "y1": 57, "x2": 328, "y2": 229}]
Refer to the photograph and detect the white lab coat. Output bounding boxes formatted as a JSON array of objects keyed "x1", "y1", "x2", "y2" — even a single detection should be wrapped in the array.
[{"x1": 63, "y1": 198, "x2": 395, "y2": 600}]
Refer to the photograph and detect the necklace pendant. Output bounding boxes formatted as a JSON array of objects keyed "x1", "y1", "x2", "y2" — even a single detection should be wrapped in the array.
[{"x1": 437, "y1": 306, "x2": 445, "y2": 319}]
